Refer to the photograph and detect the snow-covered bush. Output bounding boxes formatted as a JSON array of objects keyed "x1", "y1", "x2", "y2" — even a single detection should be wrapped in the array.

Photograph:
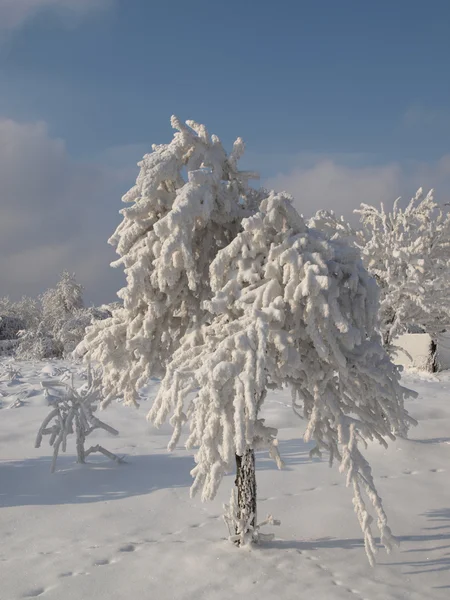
[
  {"x1": 35, "y1": 366, "x2": 121, "y2": 472},
  {"x1": 0, "y1": 361, "x2": 22, "y2": 384},
  {"x1": 59, "y1": 307, "x2": 112, "y2": 357},
  {"x1": 0, "y1": 315, "x2": 25, "y2": 340},
  {"x1": 41, "y1": 270, "x2": 84, "y2": 335},
  {"x1": 1, "y1": 274, "x2": 108, "y2": 359},
  {"x1": 355, "y1": 189, "x2": 450, "y2": 364},
  {"x1": 16, "y1": 322, "x2": 62, "y2": 360},
  {"x1": 0, "y1": 339, "x2": 19, "y2": 356},
  {"x1": 82, "y1": 117, "x2": 415, "y2": 564},
  {"x1": 0, "y1": 297, "x2": 15, "y2": 319},
  {"x1": 0, "y1": 296, "x2": 41, "y2": 337},
  {"x1": 16, "y1": 272, "x2": 91, "y2": 360}
]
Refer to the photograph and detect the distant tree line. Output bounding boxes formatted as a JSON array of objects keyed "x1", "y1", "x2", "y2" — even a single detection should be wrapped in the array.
[{"x1": 0, "y1": 271, "x2": 119, "y2": 359}]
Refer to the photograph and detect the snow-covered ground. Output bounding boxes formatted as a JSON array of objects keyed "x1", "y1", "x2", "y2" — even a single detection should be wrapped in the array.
[{"x1": 1, "y1": 361, "x2": 449, "y2": 600}]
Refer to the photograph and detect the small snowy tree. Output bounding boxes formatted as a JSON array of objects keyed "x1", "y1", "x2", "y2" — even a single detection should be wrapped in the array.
[
  {"x1": 35, "y1": 367, "x2": 121, "y2": 473},
  {"x1": 82, "y1": 117, "x2": 415, "y2": 564},
  {"x1": 41, "y1": 270, "x2": 84, "y2": 335},
  {"x1": 355, "y1": 189, "x2": 450, "y2": 367},
  {"x1": 15, "y1": 272, "x2": 86, "y2": 360}
]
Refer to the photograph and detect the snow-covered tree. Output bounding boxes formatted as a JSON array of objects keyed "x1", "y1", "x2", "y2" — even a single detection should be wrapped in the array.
[
  {"x1": 81, "y1": 116, "x2": 263, "y2": 406},
  {"x1": 15, "y1": 272, "x2": 86, "y2": 359},
  {"x1": 0, "y1": 295, "x2": 41, "y2": 332},
  {"x1": 0, "y1": 274, "x2": 105, "y2": 359},
  {"x1": 82, "y1": 117, "x2": 415, "y2": 564},
  {"x1": 355, "y1": 189, "x2": 450, "y2": 366},
  {"x1": 59, "y1": 307, "x2": 112, "y2": 357},
  {"x1": 150, "y1": 192, "x2": 416, "y2": 559},
  {"x1": 41, "y1": 270, "x2": 84, "y2": 335},
  {"x1": 0, "y1": 315, "x2": 25, "y2": 341},
  {"x1": 35, "y1": 367, "x2": 121, "y2": 473}
]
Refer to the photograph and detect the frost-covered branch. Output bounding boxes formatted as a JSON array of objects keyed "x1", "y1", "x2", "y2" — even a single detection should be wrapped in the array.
[
  {"x1": 80, "y1": 116, "x2": 266, "y2": 407},
  {"x1": 149, "y1": 192, "x2": 416, "y2": 558},
  {"x1": 355, "y1": 189, "x2": 450, "y2": 347},
  {"x1": 35, "y1": 367, "x2": 121, "y2": 472},
  {"x1": 81, "y1": 117, "x2": 416, "y2": 562}
]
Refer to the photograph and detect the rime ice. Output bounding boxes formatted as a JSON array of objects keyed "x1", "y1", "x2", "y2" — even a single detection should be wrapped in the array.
[{"x1": 82, "y1": 117, "x2": 416, "y2": 564}]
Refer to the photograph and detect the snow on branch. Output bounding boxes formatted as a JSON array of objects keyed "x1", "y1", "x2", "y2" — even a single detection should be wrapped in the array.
[
  {"x1": 355, "y1": 188, "x2": 450, "y2": 346},
  {"x1": 80, "y1": 116, "x2": 266, "y2": 407},
  {"x1": 149, "y1": 192, "x2": 416, "y2": 561},
  {"x1": 81, "y1": 117, "x2": 417, "y2": 563}
]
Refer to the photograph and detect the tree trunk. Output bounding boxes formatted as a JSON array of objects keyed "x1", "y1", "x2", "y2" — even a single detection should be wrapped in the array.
[
  {"x1": 382, "y1": 313, "x2": 396, "y2": 350},
  {"x1": 429, "y1": 338, "x2": 438, "y2": 373},
  {"x1": 235, "y1": 448, "x2": 257, "y2": 543},
  {"x1": 75, "y1": 414, "x2": 86, "y2": 464}
]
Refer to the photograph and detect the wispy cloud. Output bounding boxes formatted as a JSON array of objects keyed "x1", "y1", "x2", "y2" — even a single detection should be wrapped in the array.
[
  {"x1": 2, "y1": 118, "x2": 450, "y2": 304},
  {"x1": 0, "y1": 0, "x2": 114, "y2": 32},
  {"x1": 265, "y1": 154, "x2": 450, "y2": 223},
  {"x1": 403, "y1": 104, "x2": 450, "y2": 130},
  {"x1": 265, "y1": 159, "x2": 404, "y2": 223}
]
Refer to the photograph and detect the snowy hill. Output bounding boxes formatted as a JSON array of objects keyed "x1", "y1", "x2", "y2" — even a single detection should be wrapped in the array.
[{"x1": 1, "y1": 361, "x2": 449, "y2": 599}]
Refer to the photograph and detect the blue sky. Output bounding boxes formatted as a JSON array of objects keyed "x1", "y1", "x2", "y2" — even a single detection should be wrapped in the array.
[{"x1": 1, "y1": 0, "x2": 450, "y2": 303}]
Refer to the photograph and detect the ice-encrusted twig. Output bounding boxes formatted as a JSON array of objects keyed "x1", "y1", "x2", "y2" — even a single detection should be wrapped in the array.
[{"x1": 35, "y1": 366, "x2": 121, "y2": 472}]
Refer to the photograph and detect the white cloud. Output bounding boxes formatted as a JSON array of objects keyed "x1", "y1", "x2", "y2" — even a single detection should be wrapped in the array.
[
  {"x1": 0, "y1": 118, "x2": 127, "y2": 304},
  {"x1": 265, "y1": 159, "x2": 404, "y2": 223},
  {"x1": 265, "y1": 155, "x2": 450, "y2": 223},
  {"x1": 2, "y1": 118, "x2": 450, "y2": 306},
  {"x1": 0, "y1": 0, "x2": 113, "y2": 31}
]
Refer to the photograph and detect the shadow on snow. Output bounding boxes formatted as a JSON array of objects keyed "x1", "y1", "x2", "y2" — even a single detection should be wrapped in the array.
[
  {"x1": 256, "y1": 437, "x2": 318, "y2": 471},
  {"x1": 268, "y1": 508, "x2": 450, "y2": 587},
  {"x1": 409, "y1": 437, "x2": 450, "y2": 445},
  {"x1": 0, "y1": 452, "x2": 195, "y2": 508}
]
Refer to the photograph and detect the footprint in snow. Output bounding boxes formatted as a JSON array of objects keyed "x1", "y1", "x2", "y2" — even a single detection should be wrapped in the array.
[
  {"x1": 93, "y1": 558, "x2": 110, "y2": 566},
  {"x1": 119, "y1": 544, "x2": 136, "y2": 552},
  {"x1": 23, "y1": 589, "x2": 45, "y2": 598}
]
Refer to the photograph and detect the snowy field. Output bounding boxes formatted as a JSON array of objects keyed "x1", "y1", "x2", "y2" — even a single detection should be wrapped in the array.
[{"x1": 1, "y1": 361, "x2": 449, "y2": 600}]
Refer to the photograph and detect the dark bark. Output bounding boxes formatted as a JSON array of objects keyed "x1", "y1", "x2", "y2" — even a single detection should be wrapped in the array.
[
  {"x1": 383, "y1": 320, "x2": 394, "y2": 349},
  {"x1": 75, "y1": 414, "x2": 86, "y2": 464},
  {"x1": 429, "y1": 338, "x2": 438, "y2": 373},
  {"x1": 235, "y1": 448, "x2": 257, "y2": 543}
]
